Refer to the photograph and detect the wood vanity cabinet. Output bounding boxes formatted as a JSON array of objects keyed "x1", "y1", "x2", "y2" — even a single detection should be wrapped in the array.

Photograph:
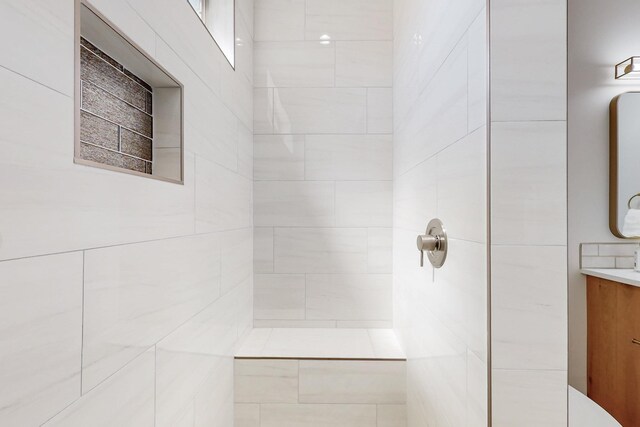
[{"x1": 587, "y1": 275, "x2": 640, "y2": 426}]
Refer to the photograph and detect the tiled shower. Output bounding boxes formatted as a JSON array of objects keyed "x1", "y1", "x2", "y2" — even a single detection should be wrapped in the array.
[{"x1": 0, "y1": 0, "x2": 568, "y2": 426}]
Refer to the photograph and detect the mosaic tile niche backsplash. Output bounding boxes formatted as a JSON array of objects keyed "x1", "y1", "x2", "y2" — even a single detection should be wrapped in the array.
[{"x1": 79, "y1": 37, "x2": 153, "y2": 174}]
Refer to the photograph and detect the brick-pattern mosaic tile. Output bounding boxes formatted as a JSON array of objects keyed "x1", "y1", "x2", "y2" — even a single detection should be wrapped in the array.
[
  {"x1": 79, "y1": 37, "x2": 154, "y2": 175},
  {"x1": 80, "y1": 111, "x2": 119, "y2": 150},
  {"x1": 81, "y1": 37, "x2": 123, "y2": 70},
  {"x1": 81, "y1": 46, "x2": 149, "y2": 111},
  {"x1": 82, "y1": 81, "x2": 152, "y2": 138},
  {"x1": 80, "y1": 142, "x2": 148, "y2": 173},
  {"x1": 121, "y1": 128, "x2": 152, "y2": 161}
]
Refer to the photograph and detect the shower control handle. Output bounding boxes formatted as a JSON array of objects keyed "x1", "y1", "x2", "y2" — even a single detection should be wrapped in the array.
[{"x1": 416, "y1": 219, "x2": 448, "y2": 269}]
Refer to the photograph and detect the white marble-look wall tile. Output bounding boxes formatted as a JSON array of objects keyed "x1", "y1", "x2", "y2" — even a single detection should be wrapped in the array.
[
  {"x1": 44, "y1": 349, "x2": 155, "y2": 427},
  {"x1": 155, "y1": 286, "x2": 246, "y2": 427},
  {"x1": 335, "y1": 41, "x2": 393, "y2": 87},
  {"x1": 221, "y1": 228, "x2": 254, "y2": 294},
  {"x1": 299, "y1": 360, "x2": 406, "y2": 404},
  {"x1": 305, "y1": 0, "x2": 393, "y2": 41},
  {"x1": 254, "y1": 135, "x2": 305, "y2": 181},
  {"x1": 274, "y1": 228, "x2": 368, "y2": 273},
  {"x1": 367, "y1": 228, "x2": 393, "y2": 274},
  {"x1": 260, "y1": 403, "x2": 377, "y2": 427},
  {"x1": 255, "y1": 181, "x2": 336, "y2": 227},
  {"x1": 255, "y1": 274, "x2": 306, "y2": 320},
  {"x1": 394, "y1": 38, "x2": 468, "y2": 175},
  {"x1": 305, "y1": 135, "x2": 393, "y2": 181},
  {"x1": 195, "y1": 156, "x2": 253, "y2": 233},
  {"x1": 274, "y1": 88, "x2": 367, "y2": 134},
  {"x1": 378, "y1": 404, "x2": 408, "y2": 427},
  {"x1": 492, "y1": 369, "x2": 567, "y2": 427},
  {"x1": 255, "y1": 41, "x2": 336, "y2": 88},
  {"x1": 436, "y1": 128, "x2": 487, "y2": 243},
  {"x1": 255, "y1": 0, "x2": 306, "y2": 41},
  {"x1": 235, "y1": 404, "x2": 260, "y2": 427},
  {"x1": 0, "y1": 253, "x2": 83, "y2": 427},
  {"x1": 491, "y1": 0, "x2": 566, "y2": 122},
  {"x1": 253, "y1": 0, "x2": 394, "y2": 327},
  {"x1": 193, "y1": 356, "x2": 236, "y2": 425},
  {"x1": 254, "y1": 227, "x2": 275, "y2": 273},
  {"x1": 254, "y1": 87, "x2": 275, "y2": 134},
  {"x1": 492, "y1": 246, "x2": 567, "y2": 370},
  {"x1": 235, "y1": 359, "x2": 299, "y2": 403},
  {"x1": 491, "y1": 121, "x2": 567, "y2": 246},
  {"x1": 82, "y1": 234, "x2": 221, "y2": 392},
  {"x1": 0, "y1": 0, "x2": 75, "y2": 96},
  {"x1": 306, "y1": 274, "x2": 393, "y2": 321},
  {"x1": 336, "y1": 181, "x2": 393, "y2": 227},
  {"x1": 367, "y1": 88, "x2": 393, "y2": 134},
  {"x1": 467, "y1": 11, "x2": 488, "y2": 133},
  {"x1": 238, "y1": 122, "x2": 254, "y2": 179}
]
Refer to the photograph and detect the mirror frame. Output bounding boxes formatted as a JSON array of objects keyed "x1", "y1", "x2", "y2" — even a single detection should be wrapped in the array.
[{"x1": 609, "y1": 91, "x2": 640, "y2": 238}]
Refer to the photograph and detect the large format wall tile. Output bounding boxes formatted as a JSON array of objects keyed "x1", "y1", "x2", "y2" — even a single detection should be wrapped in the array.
[
  {"x1": 335, "y1": 41, "x2": 393, "y2": 87},
  {"x1": 82, "y1": 234, "x2": 222, "y2": 392},
  {"x1": 195, "y1": 156, "x2": 253, "y2": 233},
  {"x1": 306, "y1": 274, "x2": 392, "y2": 321},
  {"x1": 305, "y1": 0, "x2": 393, "y2": 41},
  {"x1": 274, "y1": 88, "x2": 367, "y2": 134},
  {"x1": 235, "y1": 359, "x2": 299, "y2": 403},
  {"x1": 254, "y1": 135, "x2": 305, "y2": 181},
  {"x1": 299, "y1": 360, "x2": 406, "y2": 403},
  {"x1": 492, "y1": 369, "x2": 567, "y2": 427},
  {"x1": 336, "y1": 181, "x2": 393, "y2": 227},
  {"x1": 491, "y1": 121, "x2": 567, "y2": 246},
  {"x1": 305, "y1": 135, "x2": 393, "y2": 181},
  {"x1": 261, "y1": 403, "x2": 377, "y2": 427},
  {"x1": 274, "y1": 228, "x2": 368, "y2": 273},
  {"x1": 367, "y1": 88, "x2": 393, "y2": 134},
  {"x1": 255, "y1": 181, "x2": 336, "y2": 227},
  {"x1": 490, "y1": 0, "x2": 567, "y2": 121},
  {"x1": 492, "y1": 246, "x2": 567, "y2": 370},
  {"x1": 255, "y1": 41, "x2": 335, "y2": 88},
  {"x1": 0, "y1": 253, "x2": 83, "y2": 427},
  {"x1": 0, "y1": 0, "x2": 75, "y2": 96},
  {"x1": 255, "y1": 274, "x2": 306, "y2": 320},
  {"x1": 44, "y1": 349, "x2": 156, "y2": 427},
  {"x1": 255, "y1": 0, "x2": 306, "y2": 41},
  {"x1": 155, "y1": 286, "x2": 247, "y2": 427}
]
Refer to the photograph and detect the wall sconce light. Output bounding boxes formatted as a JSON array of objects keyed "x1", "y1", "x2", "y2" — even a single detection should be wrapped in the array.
[{"x1": 616, "y1": 57, "x2": 640, "y2": 79}]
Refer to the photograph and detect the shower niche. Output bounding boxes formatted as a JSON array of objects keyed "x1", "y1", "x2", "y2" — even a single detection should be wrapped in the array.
[{"x1": 75, "y1": 1, "x2": 184, "y2": 183}]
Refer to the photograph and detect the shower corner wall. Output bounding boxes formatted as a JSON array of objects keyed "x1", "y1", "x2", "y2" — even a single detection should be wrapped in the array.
[{"x1": 392, "y1": 1, "x2": 489, "y2": 425}]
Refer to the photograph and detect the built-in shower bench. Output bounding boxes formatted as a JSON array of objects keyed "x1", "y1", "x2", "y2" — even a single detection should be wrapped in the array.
[{"x1": 233, "y1": 328, "x2": 407, "y2": 427}]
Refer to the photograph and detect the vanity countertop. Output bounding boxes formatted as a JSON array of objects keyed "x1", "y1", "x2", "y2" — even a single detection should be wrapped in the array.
[{"x1": 581, "y1": 268, "x2": 640, "y2": 288}]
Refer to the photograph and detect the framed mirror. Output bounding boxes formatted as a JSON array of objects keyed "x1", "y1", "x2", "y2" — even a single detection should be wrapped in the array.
[
  {"x1": 610, "y1": 92, "x2": 640, "y2": 238},
  {"x1": 187, "y1": 0, "x2": 235, "y2": 68}
]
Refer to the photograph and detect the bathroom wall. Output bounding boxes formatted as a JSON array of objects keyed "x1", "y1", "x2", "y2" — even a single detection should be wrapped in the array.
[
  {"x1": 490, "y1": 0, "x2": 568, "y2": 425},
  {"x1": 568, "y1": 0, "x2": 640, "y2": 393},
  {"x1": 392, "y1": 0, "x2": 489, "y2": 425},
  {"x1": 252, "y1": 0, "x2": 394, "y2": 328},
  {"x1": 0, "y1": 0, "x2": 253, "y2": 425}
]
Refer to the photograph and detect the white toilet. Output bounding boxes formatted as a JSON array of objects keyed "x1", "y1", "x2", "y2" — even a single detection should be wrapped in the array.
[{"x1": 569, "y1": 386, "x2": 621, "y2": 427}]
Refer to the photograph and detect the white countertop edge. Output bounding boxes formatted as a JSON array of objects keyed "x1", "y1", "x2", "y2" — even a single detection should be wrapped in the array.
[{"x1": 581, "y1": 268, "x2": 640, "y2": 288}]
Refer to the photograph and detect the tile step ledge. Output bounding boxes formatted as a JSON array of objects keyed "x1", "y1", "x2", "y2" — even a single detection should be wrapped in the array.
[{"x1": 235, "y1": 328, "x2": 406, "y2": 361}]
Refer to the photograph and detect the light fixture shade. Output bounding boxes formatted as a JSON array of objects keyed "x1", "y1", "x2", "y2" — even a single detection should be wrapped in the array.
[{"x1": 616, "y1": 57, "x2": 640, "y2": 79}]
